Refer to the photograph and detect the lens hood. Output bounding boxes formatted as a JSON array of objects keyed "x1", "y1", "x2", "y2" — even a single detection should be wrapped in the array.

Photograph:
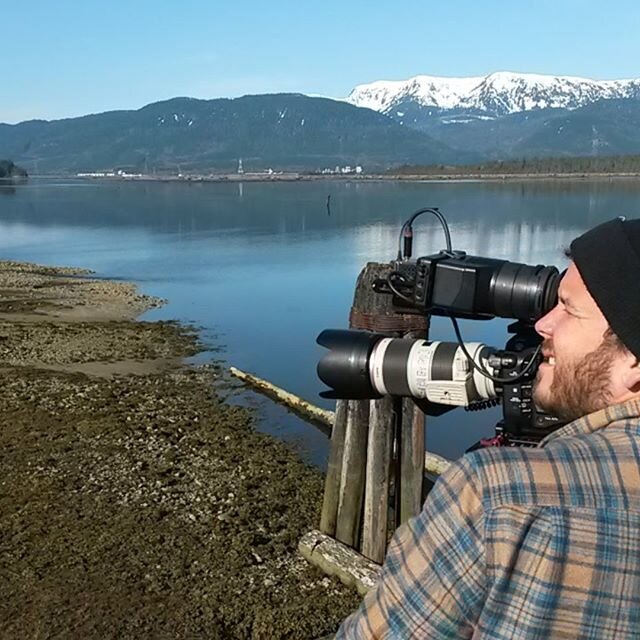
[{"x1": 316, "y1": 329, "x2": 385, "y2": 399}]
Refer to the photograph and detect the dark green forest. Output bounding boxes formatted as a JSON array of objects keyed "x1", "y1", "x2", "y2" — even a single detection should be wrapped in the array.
[{"x1": 390, "y1": 155, "x2": 640, "y2": 176}]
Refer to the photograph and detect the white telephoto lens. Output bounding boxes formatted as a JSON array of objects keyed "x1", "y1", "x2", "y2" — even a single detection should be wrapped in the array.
[{"x1": 369, "y1": 338, "x2": 497, "y2": 406}]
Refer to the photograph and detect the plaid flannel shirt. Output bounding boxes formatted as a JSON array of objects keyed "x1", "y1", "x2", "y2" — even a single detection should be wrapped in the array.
[{"x1": 337, "y1": 399, "x2": 640, "y2": 639}]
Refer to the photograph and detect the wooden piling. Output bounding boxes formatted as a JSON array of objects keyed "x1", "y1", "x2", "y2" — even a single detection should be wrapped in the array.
[
  {"x1": 335, "y1": 400, "x2": 369, "y2": 546},
  {"x1": 317, "y1": 261, "x2": 428, "y2": 564},
  {"x1": 399, "y1": 397, "x2": 425, "y2": 524},
  {"x1": 320, "y1": 263, "x2": 390, "y2": 543},
  {"x1": 320, "y1": 400, "x2": 348, "y2": 535},
  {"x1": 361, "y1": 395, "x2": 395, "y2": 563},
  {"x1": 398, "y1": 328, "x2": 427, "y2": 524}
]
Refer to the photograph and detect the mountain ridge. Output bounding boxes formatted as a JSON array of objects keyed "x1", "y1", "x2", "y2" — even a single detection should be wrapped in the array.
[
  {"x1": 2, "y1": 75, "x2": 640, "y2": 174},
  {"x1": 0, "y1": 94, "x2": 466, "y2": 174},
  {"x1": 345, "y1": 71, "x2": 640, "y2": 118}
]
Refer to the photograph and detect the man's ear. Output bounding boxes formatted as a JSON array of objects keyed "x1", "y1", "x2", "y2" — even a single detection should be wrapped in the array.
[{"x1": 621, "y1": 355, "x2": 640, "y2": 393}]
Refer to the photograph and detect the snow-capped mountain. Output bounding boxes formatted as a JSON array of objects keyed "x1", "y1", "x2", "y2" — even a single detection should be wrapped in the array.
[{"x1": 346, "y1": 72, "x2": 640, "y2": 118}]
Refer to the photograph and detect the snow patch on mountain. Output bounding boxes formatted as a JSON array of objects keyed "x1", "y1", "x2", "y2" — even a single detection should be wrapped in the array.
[
  {"x1": 347, "y1": 75, "x2": 485, "y2": 111},
  {"x1": 346, "y1": 71, "x2": 640, "y2": 117}
]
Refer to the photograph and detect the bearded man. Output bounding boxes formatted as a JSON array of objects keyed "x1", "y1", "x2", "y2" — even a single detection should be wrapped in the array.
[{"x1": 336, "y1": 218, "x2": 640, "y2": 639}]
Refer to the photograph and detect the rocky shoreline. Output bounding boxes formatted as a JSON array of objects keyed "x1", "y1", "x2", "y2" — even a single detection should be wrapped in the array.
[{"x1": 0, "y1": 261, "x2": 358, "y2": 638}]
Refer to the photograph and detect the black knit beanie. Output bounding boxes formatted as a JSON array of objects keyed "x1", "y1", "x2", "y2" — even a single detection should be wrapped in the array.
[{"x1": 570, "y1": 217, "x2": 640, "y2": 359}]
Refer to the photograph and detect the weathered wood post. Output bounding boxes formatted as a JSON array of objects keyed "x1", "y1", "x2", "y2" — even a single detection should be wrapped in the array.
[
  {"x1": 399, "y1": 328, "x2": 428, "y2": 525},
  {"x1": 335, "y1": 399, "x2": 369, "y2": 546},
  {"x1": 361, "y1": 395, "x2": 395, "y2": 562},
  {"x1": 320, "y1": 400, "x2": 347, "y2": 536},
  {"x1": 318, "y1": 262, "x2": 428, "y2": 563},
  {"x1": 399, "y1": 397, "x2": 427, "y2": 524}
]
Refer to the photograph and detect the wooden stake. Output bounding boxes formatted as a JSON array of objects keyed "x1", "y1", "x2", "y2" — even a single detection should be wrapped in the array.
[
  {"x1": 361, "y1": 396, "x2": 395, "y2": 563},
  {"x1": 399, "y1": 398, "x2": 425, "y2": 524},
  {"x1": 335, "y1": 400, "x2": 369, "y2": 546},
  {"x1": 320, "y1": 400, "x2": 347, "y2": 535}
]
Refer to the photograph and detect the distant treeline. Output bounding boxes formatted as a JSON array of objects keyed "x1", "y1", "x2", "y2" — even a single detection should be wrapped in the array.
[
  {"x1": 390, "y1": 155, "x2": 640, "y2": 176},
  {"x1": 0, "y1": 160, "x2": 28, "y2": 180}
]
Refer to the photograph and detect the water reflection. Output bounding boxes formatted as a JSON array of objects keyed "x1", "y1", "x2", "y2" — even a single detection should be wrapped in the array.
[
  {"x1": 3, "y1": 177, "x2": 639, "y2": 234},
  {"x1": 1, "y1": 178, "x2": 639, "y2": 464},
  {"x1": 352, "y1": 218, "x2": 579, "y2": 266}
]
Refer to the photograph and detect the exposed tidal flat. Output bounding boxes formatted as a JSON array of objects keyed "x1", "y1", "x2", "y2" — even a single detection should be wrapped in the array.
[{"x1": 0, "y1": 261, "x2": 358, "y2": 638}]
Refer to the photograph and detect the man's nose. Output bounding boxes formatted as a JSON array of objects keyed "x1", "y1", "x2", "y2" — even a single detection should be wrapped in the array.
[{"x1": 535, "y1": 307, "x2": 557, "y2": 339}]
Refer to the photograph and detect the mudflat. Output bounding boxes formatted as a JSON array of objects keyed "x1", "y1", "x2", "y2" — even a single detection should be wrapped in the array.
[{"x1": 0, "y1": 261, "x2": 358, "y2": 639}]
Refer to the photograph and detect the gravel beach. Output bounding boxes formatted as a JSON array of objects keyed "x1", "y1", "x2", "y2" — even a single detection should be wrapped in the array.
[{"x1": 0, "y1": 261, "x2": 358, "y2": 639}]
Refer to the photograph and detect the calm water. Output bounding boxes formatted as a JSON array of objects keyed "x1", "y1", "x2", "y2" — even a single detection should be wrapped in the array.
[{"x1": 2, "y1": 178, "x2": 639, "y2": 465}]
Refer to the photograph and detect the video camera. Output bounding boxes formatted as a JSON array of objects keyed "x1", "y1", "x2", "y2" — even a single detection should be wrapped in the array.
[{"x1": 316, "y1": 208, "x2": 565, "y2": 447}]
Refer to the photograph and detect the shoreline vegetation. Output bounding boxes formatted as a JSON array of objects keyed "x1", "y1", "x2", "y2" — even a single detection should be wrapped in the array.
[
  {"x1": 0, "y1": 160, "x2": 28, "y2": 183},
  {"x1": 386, "y1": 154, "x2": 640, "y2": 180},
  {"x1": 0, "y1": 261, "x2": 358, "y2": 638}
]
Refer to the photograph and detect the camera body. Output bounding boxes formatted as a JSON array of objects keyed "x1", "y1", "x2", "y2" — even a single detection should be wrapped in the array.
[
  {"x1": 490, "y1": 327, "x2": 563, "y2": 445},
  {"x1": 374, "y1": 250, "x2": 559, "y2": 324},
  {"x1": 317, "y1": 210, "x2": 565, "y2": 447}
]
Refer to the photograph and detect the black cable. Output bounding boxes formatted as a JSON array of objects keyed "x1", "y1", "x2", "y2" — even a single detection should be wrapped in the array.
[
  {"x1": 449, "y1": 316, "x2": 542, "y2": 384},
  {"x1": 397, "y1": 207, "x2": 452, "y2": 259}
]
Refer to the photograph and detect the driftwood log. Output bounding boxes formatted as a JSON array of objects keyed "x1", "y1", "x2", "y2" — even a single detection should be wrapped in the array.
[
  {"x1": 229, "y1": 365, "x2": 451, "y2": 478},
  {"x1": 229, "y1": 366, "x2": 334, "y2": 428},
  {"x1": 299, "y1": 530, "x2": 381, "y2": 596}
]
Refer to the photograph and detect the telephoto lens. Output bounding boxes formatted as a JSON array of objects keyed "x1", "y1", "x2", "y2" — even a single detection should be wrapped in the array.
[
  {"x1": 317, "y1": 329, "x2": 497, "y2": 406},
  {"x1": 488, "y1": 262, "x2": 560, "y2": 322}
]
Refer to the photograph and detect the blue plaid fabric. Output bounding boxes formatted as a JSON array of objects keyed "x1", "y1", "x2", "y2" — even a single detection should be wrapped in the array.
[{"x1": 337, "y1": 399, "x2": 640, "y2": 639}]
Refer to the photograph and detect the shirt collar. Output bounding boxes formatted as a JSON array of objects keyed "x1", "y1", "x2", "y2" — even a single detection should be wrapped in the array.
[{"x1": 540, "y1": 398, "x2": 640, "y2": 446}]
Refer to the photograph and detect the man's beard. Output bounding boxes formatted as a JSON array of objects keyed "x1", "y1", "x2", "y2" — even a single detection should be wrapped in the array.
[{"x1": 534, "y1": 334, "x2": 620, "y2": 422}]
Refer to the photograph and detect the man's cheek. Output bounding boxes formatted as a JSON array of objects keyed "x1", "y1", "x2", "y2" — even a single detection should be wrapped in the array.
[
  {"x1": 533, "y1": 367, "x2": 553, "y2": 401},
  {"x1": 536, "y1": 364, "x2": 553, "y2": 385}
]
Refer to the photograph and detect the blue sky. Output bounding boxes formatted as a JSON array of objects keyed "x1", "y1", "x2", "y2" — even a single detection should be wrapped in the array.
[{"x1": 3, "y1": 0, "x2": 639, "y2": 124}]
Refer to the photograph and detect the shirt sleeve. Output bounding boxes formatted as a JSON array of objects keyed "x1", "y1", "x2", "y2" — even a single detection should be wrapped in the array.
[{"x1": 336, "y1": 455, "x2": 486, "y2": 639}]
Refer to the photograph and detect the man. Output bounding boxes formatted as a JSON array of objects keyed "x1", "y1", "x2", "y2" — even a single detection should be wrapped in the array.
[{"x1": 337, "y1": 218, "x2": 640, "y2": 639}]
